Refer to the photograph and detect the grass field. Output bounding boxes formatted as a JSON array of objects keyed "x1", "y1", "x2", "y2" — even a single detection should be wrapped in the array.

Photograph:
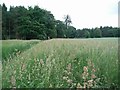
[{"x1": 2, "y1": 38, "x2": 118, "y2": 88}]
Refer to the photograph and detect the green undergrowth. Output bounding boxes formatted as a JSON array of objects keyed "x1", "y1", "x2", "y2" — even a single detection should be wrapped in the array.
[{"x1": 2, "y1": 40, "x2": 39, "y2": 61}]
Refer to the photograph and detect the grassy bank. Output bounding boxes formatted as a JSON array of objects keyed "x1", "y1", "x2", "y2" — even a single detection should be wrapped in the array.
[{"x1": 2, "y1": 40, "x2": 39, "y2": 61}]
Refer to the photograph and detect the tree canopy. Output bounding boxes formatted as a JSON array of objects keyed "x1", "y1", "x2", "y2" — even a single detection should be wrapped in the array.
[{"x1": 1, "y1": 3, "x2": 120, "y2": 40}]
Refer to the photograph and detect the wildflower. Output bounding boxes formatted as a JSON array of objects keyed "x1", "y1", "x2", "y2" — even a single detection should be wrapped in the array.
[
  {"x1": 83, "y1": 82, "x2": 87, "y2": 88},
  {"x1": 91, "y1": 74, "x2": 96, "y2": 79},
  {"x1": 87, "y1": 80, "x2": 93, "y2": 87},
  {"x1": 67, "y1": 71, "x2": 71, "y2": 75},
  {"x1": 82, "y1": 72, "x2": 89, "y2": 80},
  {"x1": 83, "y1": 66, "x2": 88, "y2": 72},
  {"x1": 92, "y1": 68, "x2": 96, "y2": 73},
  {"x1": 11, "y1": 76, "x2": 16, "y2": 86},
  {"x1": 67, "y1": 63, "x2": 72, "y2": 72},
  {"x1": 77, "y1": 83, "x2": 82, "y2": 88},
  {"x1": 40, "y1": 59, "x2": 44, "y2": 65}
]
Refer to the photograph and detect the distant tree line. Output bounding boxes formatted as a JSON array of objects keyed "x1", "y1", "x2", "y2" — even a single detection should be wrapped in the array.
[{"x1": 1, "y1": 3, "x2": 120, "y2": 40}]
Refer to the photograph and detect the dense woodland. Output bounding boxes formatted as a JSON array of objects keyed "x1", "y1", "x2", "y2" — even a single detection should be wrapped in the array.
[{"x1": 1, "y1": 3, "x2": 120, "y2": 40}]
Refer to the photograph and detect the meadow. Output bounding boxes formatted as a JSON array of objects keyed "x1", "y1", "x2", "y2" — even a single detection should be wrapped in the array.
[{"x1": 2, "y1": 38, "x2": 118, "y2": 88}]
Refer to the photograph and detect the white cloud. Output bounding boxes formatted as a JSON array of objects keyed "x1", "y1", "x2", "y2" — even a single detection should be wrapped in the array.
[{"x1": 1, "y1": 0, "x2": 119, "y2": 29}]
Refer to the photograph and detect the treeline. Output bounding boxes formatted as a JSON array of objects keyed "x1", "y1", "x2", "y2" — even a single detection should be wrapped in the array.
[{"x1": 1, "y1": 3, "x2": 120, "y2": 40}]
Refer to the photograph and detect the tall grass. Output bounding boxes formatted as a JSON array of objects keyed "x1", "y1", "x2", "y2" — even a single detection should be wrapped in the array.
[
  {"x1": 2, "y1": 38, "x2": 118, "y2": 88},
  {"x1": 2, "y1": 40, "x2": 39, "y2": 61}
]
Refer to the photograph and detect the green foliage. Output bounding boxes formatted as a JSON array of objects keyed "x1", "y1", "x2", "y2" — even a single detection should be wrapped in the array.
[
  {"x1": 55, "y1": 20, "x2": 66, "y2": 38},
  {"x1": 2, "y1": 4, "x2": 57, "y2": 40},
  {"x1": 2, "y1": 3, "x2": 8, "y2": 39},
  {"x1": 94, "y1": 28, "x2": 102, "y2": 38},
  {"x1": 1, "y1": 3, "x2": 120, "y2": 40},
  {"x1": 83, "y1": 30, "x2": 90, "y2": 38},
  {"x1": 66, "y1": 26, "x2": 76, "y2": 38},
  {"x1": 76, "y1": 27, "x2": 119, "y2": 38}
]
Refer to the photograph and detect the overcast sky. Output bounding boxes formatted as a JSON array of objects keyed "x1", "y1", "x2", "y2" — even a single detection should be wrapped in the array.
[{"x1": 1, "y1": 0, "x2": 119, "y2": 29}]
